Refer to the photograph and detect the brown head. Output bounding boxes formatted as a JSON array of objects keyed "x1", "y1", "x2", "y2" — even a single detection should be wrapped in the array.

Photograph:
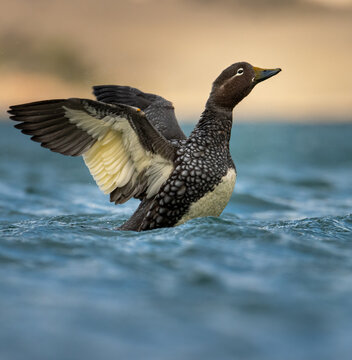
[{"x1": 208, "y1": 62, "x2": 281, "y2": 110}]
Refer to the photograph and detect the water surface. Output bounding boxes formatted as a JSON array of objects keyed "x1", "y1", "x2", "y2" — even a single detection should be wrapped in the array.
[{"x1": 1, "y1": 122, "x2": 352, "y2": 360}]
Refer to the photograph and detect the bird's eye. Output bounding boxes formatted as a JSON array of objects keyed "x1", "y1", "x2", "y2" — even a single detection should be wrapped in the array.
[{"x1": 237, "y1": 68, "x2": 244, "y2": 75}]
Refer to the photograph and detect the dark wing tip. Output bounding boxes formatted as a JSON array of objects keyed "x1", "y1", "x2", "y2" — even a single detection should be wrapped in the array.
[
  {"x1": 92, "y1": 85, "x2": 118, "y2": 99},
  {"x1": 93, "y1": 84, "x2": 116, "y2": 91},
  {"x1": 9, "y1": 99, "x2": 65, "y2": 109},
  {"x1": 92, "y1": 84, "x2": 154, "y2": 110},
  {"x1": 8, "y1": 99, "x2": 66, "y2": 118},
  {"x1": 14, "y1": 123, "x2": 25, "y2": 129}
]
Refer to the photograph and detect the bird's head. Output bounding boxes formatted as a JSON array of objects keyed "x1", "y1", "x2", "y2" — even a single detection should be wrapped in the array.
[{"x1": 209, "y1": 62, "x2": 281, "y2": 110}]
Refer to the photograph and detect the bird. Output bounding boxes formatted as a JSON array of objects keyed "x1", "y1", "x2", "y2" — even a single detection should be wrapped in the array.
[{"x1": 8, "y1": 62, "x2": 281, "y2": 231}]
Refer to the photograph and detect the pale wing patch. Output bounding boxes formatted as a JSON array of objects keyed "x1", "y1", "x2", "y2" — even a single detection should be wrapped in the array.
[
  {"x1": 83, "y1": 130, "x2": 135, "y2": 194},
  {"x1": 66, "y1": 106, "x2": 174, "y2": 198},
  {"x1": 64, "y1": 107, "x2": 115, "y2": 140},
  {"x1": 113, "y1": 121, "x2": 152, "y2": 173},
  {"x1": 111, "y1": 121, "x2": 173, "y2": 198}
]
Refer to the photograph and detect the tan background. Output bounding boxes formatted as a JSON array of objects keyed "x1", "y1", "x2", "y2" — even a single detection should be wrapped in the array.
[{"x1": 0, "y1": 0, "x2": 351, "y2": 121}]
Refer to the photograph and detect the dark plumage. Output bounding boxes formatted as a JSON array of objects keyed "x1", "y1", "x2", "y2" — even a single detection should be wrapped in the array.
[
  {"x1": 93, "y1": 85, "x2": 186, "y2": 141},
  {"x1": 9, "y1": 62, "x2": 281, "y2": 231}
]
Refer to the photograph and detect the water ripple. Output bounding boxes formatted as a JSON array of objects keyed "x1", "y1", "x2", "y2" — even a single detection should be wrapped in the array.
[{"x1": 1, "y1": 123, "x2": 352, "y2": 360}]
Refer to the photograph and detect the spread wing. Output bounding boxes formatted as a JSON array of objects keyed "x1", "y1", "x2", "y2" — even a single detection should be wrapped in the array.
[
  {"x1": 8, "y1": 98, "x2": 177, "y2": 204},
  {"x1": 93, "y1": 85, "x2": 186, "y2": 141}
]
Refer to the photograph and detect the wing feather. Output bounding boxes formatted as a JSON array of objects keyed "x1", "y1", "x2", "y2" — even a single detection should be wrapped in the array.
[
  {"x1": 9, "y1": 98, "x2": 177, "y2": 203},
  {"x1": 93, "y1": 85, "x2": 186, "y2": 141}
]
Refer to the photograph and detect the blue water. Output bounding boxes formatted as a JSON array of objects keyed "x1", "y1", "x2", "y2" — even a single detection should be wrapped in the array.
[{"x1": 1, "y1": 121, "x2": 352, "y2": 360}]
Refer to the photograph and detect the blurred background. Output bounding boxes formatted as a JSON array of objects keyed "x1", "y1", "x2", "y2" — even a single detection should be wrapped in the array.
[
  {"x1": 0, "y1": 0, "x2": 351, "y2": 121},
  {"x1": 1, "y1": 2, "x2": 352, "y2": 360}
]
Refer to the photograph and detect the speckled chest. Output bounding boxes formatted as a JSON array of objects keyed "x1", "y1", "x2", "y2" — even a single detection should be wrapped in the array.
[{"x1": 140, "y1": 136, "x2": 235, "y2": 230}]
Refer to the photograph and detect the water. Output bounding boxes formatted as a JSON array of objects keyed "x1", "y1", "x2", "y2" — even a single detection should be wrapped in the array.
[{"x1": 1, "y1": 121, "x2": 352, "y2": 360}]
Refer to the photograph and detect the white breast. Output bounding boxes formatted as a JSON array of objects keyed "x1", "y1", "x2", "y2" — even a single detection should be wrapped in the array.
[{"x1": 176, "y1": 168, "x2": 236, "y2": 226}]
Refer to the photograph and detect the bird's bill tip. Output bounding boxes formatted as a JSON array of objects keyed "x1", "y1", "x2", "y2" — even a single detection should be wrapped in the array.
[{"x1": 253, "y1": 67, "x2": 281, "y2": 84}]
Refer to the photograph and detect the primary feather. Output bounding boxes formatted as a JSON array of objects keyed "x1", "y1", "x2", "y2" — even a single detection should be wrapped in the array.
[{"x1": 9, "y1": 97, "x2": 176, "y2": 205}]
